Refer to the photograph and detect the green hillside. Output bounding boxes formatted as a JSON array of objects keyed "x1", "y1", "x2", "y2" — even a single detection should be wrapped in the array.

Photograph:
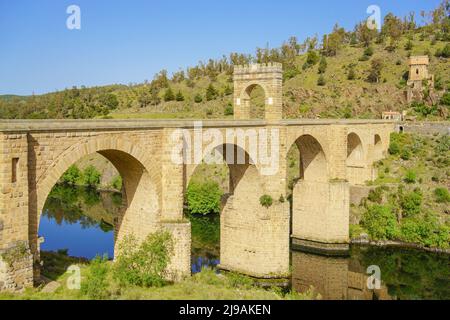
[{"x1": 0, "y1": 2, "x2": 449, "y2": 120}]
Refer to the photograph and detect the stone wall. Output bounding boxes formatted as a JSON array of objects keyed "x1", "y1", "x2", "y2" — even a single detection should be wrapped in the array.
[{"x1": 399, "y1": 122, "x2": 450, "y2": 136}]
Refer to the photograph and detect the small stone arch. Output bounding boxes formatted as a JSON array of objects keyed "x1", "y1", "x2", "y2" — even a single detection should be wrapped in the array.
[{"x1": 233, "y1": 63, "x2": 283, "y2": 121}]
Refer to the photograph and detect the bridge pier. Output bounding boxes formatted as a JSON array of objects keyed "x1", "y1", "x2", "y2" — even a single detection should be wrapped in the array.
[{"x1": 291, "y1": 180, "x2": 350, "y2": 255}]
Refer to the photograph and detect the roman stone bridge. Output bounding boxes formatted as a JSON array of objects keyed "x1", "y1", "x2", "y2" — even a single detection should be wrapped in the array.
[{"x1": 0, "y1": 63, "x2": 395, "y2": 291}]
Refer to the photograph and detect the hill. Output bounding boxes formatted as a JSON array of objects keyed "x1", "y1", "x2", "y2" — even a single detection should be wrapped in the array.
[{"x1": 0, "y1": 2, "x2": 449, "y2": 120}]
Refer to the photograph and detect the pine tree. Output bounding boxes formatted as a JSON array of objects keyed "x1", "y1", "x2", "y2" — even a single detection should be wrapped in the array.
[
  {"x1": 205, "y1": 84, "x2": 218, "y2": 101},
  {"x1": 164, "y1": 87, "x2": 175, "y2": 102},
  {"x1": 318, "y1": 56, "x2": 328, "y2": 74},
  {"x1": 175, "y1": 90, "x2": 185, "y2": 101},
  {"x1": 317, "y1": 75, "x2": 326, "y2": 86}
]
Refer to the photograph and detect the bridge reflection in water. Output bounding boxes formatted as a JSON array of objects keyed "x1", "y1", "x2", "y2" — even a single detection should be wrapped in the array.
[{"x1": 292, "y1": 250, "x2": 391, "y2": 300}]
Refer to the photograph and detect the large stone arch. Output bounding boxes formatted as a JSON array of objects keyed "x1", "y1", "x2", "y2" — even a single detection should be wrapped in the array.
[
  {"x1": 31, "y1": 137, "x2": 162, "y2": 265},
  {"x1": 185, "y1": 141, "x2": 288, "y2": 278},
  {"x1": 290, "y1": 134, "x2": 349, "y2": 252}
]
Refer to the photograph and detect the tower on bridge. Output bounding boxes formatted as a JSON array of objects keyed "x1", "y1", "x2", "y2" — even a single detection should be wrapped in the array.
[{"x1": 233, "y1": 63, "x2": 283, "y2": 121}]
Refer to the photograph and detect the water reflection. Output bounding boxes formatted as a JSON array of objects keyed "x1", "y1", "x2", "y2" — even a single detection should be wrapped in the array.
[{"x1": 292, "y1": 247, "x2": 450, "y2": 300}]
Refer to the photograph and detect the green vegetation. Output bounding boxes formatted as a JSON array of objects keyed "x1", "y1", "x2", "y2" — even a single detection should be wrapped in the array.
[
  {"x1": 353, "y1": 132, "x2": 450, "y2": 249},
  {"x1": 186, "y1": 181, "x2": 223, "y2": 215},
  {"x1": 60, "y1": 164, "x2": 102, "y2": 188},
  {"x1": 113, "y1": 232, "x2": 174, "y2": 288},
  {"x1": 259, "y1": 195, "x2": 274, "y2": 208}
]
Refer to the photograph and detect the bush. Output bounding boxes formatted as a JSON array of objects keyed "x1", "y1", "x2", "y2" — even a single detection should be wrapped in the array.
[
  {"x1": 187, "y1": 181, "x2": 223, "y2": 215},
  {"x1": 163, "y1": 87, "x2": 175, "y2": 102},
  {"x1": 82, "y1": 166, "x2": 101, "y2": 188},
  {"x1": 259, "y1": 195, "x2": 273, "y2": 208},
  {"x1": 400, "y1": 215, "x2": 450, "y2": 249},
  {"x1": 111, "y1": 176, "x2": 123, "y2": 190},
  {"x1": 367, "y1": 187, "x2": 383, "y2": 204},
  {"x1": 389, "y1": 141, "x2": 400, "y2": 155},
  {"x1": 404, "y1": 170, "x2": 417, "y2": 184},
  {"x1": 400, "y1": 148, "x2": 412, "y2": 160},
  {"x1": 61, "y1": 165, "x2": 82, "y2": 185},
  {"x1": 224, "y1": 104, "x2": 234, "y2": 116},
  {"x1": 440, "y1": 92, "x2": 450, "y2": 106},
  {"x1": 81, "y1": 256, "x2": 110, "y2": 300},
  {"x1": 113, "y1": 231, "x2": 173, "y2": 287},
  {"x1": 400, "y1": 191, "x2": 422, "y2": 217},
  {"x1": 317, "y1": 75, "x2": 326, "y2": 86},
  {"x1": 361, "y1": 205, "x2": 399, "y2": 240},
  {"x1": 194, "y1": 94, "x2": 203, "y2": 103},
  {"x1": 434, "y1": 187, "x2": 450, "y2": 203}
]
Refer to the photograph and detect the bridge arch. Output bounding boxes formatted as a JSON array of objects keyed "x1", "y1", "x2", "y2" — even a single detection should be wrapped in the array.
[
  {"x1": 239, "y1": 83, "x2": 269, "y2": 120},
  {"x1": 288, "y1": 134, "x2": 329, "y2": 183},
  {"x1": 346, "y1": 132, "x2": 365, "y2": 166},
  {"x1": 32, "y1": 137, "x2": 162, "y2": 261}
]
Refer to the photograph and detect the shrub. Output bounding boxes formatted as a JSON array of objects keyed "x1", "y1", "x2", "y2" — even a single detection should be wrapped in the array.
[
  {"x1": 361, "y1": 205, "x2": 399, "y2": 240},
  {"x1": 224, "y1": 104, "x2": 234, "y2": 116},
  {"x1": 111, "y1": 176, "x2": 123, "y2": 190},
  {"x1": 317, "y1": 75, "x2": 326, "y2": 86},
  {"x1": 400, "y1": 215, "x2": 450, "y2": 248},
  {"x1": 194, "y1": 94, "x2": 203, "y2": 103},
  {"x1": 163, "y1": 87, "x2": 175, "y2": 102},
  {"x1": 113, "y1": 231, "x2": 173, "y2": 287},
  {"x1": 259, "y1": 195, "x2": 273, "y2": 208},
  {"x1": 205, "y1": 84, "x2": 218, "y2": 101},
  {"x1": 175, "y1": 91, "x2": 185, "y2": 102},
  {"x1": 434, "y1": 188, "x2": 450, "y2": 203},
  {"x1": 81, "y1": 255, "x2": 110, "y2": 300},
  {"x1": 367, "y1": 187, "x2": 383, "y2": 204},
  {"x1": 82, "y1": 165, "x2": 101, "y2": 188},
  {"x1": 400, "y1": 148, "x2": 412, "y2": 160},
  {"x1": 187, "y1": 181, "x2": 223, "y2": 215},
  {"x1": 400, "y1": 191, "x2": 422, "y2": 217},
  {"x1": 440, "y1": 92, "x2": 450, "y2": 106},
  {"x1": 389, "y1": 141, "x2": 400, "y2": 155},
  {"x1": 61, "y1": 165, "x2": 82, "y2": 185},
  {"x1": 404, "y1": 170, "x2": 417, "y2": 184}
]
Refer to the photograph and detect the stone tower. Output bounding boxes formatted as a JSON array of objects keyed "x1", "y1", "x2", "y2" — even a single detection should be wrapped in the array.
[
  {"x1": 233, "y1": 63, "x2": 283, "y2": 121},
  {"x1": 406, "y1": 56, "x2": 435, "y2": 103}
]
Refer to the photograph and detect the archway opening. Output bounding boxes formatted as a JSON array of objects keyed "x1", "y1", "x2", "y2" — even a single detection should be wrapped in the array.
[
  {"x1": 36, "y1": 149, "x2": 158, "y2": 282},
  {"x1": 347, "y1": 133, "x2": 364, "y2": 166},
  {"x1": 184, "y1": 143, "x2": 259, "y2": 273},
  {"x1": 286, "y1": 135, "x2": 328, "y2": 232},
  {"x1": 243, "y1": 84, "x2": 266, "y2": 119}
]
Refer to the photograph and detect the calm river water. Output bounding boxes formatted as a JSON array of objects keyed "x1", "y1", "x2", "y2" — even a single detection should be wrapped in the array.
[{"x1": 40, "y1": 186, "x2": 450, "y2": 300}]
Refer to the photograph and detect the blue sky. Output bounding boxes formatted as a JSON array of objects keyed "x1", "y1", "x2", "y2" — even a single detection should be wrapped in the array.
[{"x1": 0, "y1": 0, "x2": 442, "y2": 95}]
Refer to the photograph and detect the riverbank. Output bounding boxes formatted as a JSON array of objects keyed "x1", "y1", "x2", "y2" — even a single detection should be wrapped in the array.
[
  {"x1": 0, "y1": 251, "x2": 314, "y2": 300},
  {"x1": 351, "y1": 238, "x2": 450, "y2": 254}
]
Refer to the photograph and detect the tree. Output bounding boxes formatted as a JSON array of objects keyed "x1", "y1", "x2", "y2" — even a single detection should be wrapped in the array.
[
  {"x1": 175, "y1": 91, "x2": 185, "y2": 102},
  {"x1": 163, "y1": 87, "x2": 175, "y2": 102},
  {"x1": 355, "y1": 22, "x2": 378, "y2": 47},
  {"x1": 317, "y1": 75, "x2": 326, "y2": 86},
  {"x1": 367, "y1": 58, "x2": 383, "y2": 83},
  {"x1": 82, "y1": 166, "x2": 101, "y2": 188},
  {"x1": 186, "y1": 181, "x2": 223, "y2": 215},
  {"x1": 194, "y1": 93, "x2": 203, "y2": 103},
  {"x1": 382, "y1": 13, "x2": 404, "y2": 43},
  {"x1": 348, "y1": 66, "x2": 356, "y2": 80},
  {"x1": 318, "y1": 56, "x2": 327, "y2": 74},
  {"x1": 61, "y1": 165, "x2": 82, "y2": 185},
  {"x1": 205, "y1": 84, "x2": 218, "y2": 101}
]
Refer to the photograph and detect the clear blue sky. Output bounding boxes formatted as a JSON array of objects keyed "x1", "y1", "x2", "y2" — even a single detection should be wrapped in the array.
[{"x1": 0, "y1": 0, "x2": 442, "y2": 95}]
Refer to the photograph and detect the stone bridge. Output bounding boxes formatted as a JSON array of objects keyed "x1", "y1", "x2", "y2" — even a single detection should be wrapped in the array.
[{"x1": 0, "y1": 63, "x2": 395, "y2": 291}]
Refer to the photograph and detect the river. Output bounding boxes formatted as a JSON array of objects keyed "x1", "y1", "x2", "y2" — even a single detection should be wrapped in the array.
[{"x1": 39, "y1": 186, "x2": 450, "y2": 300}]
